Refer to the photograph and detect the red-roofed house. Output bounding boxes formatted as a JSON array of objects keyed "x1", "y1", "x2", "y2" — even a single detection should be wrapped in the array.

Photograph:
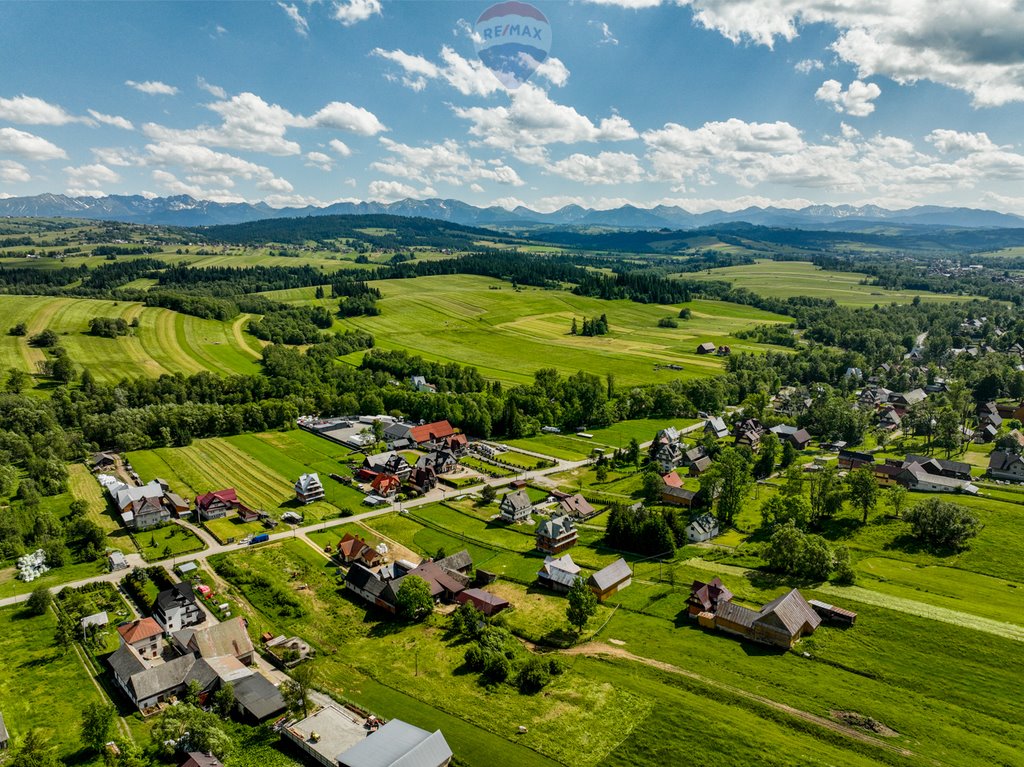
[
  {"x1": 337, "y1": 533, "x2": 381, "y2": 567},
  {"x1": 117, "y1": 617, "x2": 163, "y2": 660},
  {"x1": 409, "y1": 420, "x2": 455, "y2": 447},
  {"x1": 370, "y1": 473, "x2": 401, "y2": 498},
  {"x1": 196, "y1": 489, "x2": 236, "y2": 521},
  {"x1": 661, "y1": 471, "x2": 683, "y2": 488}
]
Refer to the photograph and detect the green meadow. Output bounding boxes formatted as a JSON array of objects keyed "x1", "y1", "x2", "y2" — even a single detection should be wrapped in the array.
[
  {"x1": 683, "y1": 259, "x2": 977, "y2": 306},
  {"x1": 0, "y1": 295, "x2": 262, "y2": 384},
  {"x1": 266, "y1": 274, "x2": 792, "y2": 386}
]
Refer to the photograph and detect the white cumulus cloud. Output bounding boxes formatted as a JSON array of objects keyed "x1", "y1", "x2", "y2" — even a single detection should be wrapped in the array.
[
  {"x1": 87, "y1": 110, "x2": 134, "y2": 130},
  {"x1": 0, "y1": 161, "x2": 30, "y2": 184},
  {"x1": 333, "y1": 0, "x2": 381, "y2": 26},
  {"x1": 0, "y1": 95, "x2": 81, "y2": 125},
  {"x1": 0, "y1": 127, "x2": 66, "y2": 160},
  {"x1": 125, "y1": 80, "x2": 179, "y2": 96},
  {"x1": 814, "y1": 79, "x2": 881, "y2": 117}
]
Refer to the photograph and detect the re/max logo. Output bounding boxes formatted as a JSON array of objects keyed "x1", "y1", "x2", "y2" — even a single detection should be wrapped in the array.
[{"x1": 481, "y1": 24, "x2": 543, "y2": 40}]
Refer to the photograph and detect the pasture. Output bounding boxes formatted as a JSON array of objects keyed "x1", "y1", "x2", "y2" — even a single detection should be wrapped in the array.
[
  {"x1": 270, "y1": 274, "x2": 792, "y2": 386},
  {"x1": 0, "y1": 606, "x2": 108, "y2": 766},
  {"x1": 683, "y1": 259, "x2": 976, "y2": 306},
  {"x1": 0, "y1": 296, "x2": 262, "y2": 384}
]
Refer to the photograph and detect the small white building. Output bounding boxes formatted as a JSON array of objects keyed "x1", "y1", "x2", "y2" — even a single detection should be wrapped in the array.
[{"x1": 685, "y1": 512, "x2": 719, "y2": 543}]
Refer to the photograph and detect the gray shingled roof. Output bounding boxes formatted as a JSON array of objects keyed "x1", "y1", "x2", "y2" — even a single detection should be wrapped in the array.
[
  {"x1": 337, "y1": 719, "x2": 452, "y2": 767},
  {"x1": 754, "y1": 589, "x2": 822, "y2": 636},
  {"x1": 129, "y1": 654, "x2": 197, "y2": 700},
  {"x1": 232, "y1": 673, "x2": 286, "y2": 721},
  {"x1": 108, "y1": 643, "x2": 147, "y2": 681},
  {"x1": 536, "y1": 515, "x2": 575, "y2": 539},
  {"x1": 501, "y1": 488, "x2": 533, "y2": 512},
  {"x1": 587, "y1": 558, "x2": 632, "y2": 592}
]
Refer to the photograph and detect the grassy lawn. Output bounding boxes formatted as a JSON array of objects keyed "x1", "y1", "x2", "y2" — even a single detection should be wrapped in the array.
[
  {"x1": 0, "y1": 605, "x2": 107, "y2": 765},
  {"x1": 0, "y1": 558, "x2": 107, "y2": 599},
  {"x1": 330, "y1": 274, "x2": 791, "y2": 386},
  {"x1": 683, "y1": 259, "x2": 980, "y2": 306},
  {"x1": 134, "y1": 523, "x2": 205, "y2": 561}
]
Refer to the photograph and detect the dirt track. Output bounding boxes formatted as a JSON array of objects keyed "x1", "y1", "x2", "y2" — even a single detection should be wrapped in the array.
[{"x1": 563, "y1": 642, "x2": 929, "y2": 762}]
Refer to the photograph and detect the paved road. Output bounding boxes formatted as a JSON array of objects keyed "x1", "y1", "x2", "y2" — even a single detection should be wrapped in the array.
[
  {"x1": 0, "y1": 422, "x2": 708, "y2": 609},
  {"x1": 0, "y1": 449, "x2": 596, "y2": 609}
]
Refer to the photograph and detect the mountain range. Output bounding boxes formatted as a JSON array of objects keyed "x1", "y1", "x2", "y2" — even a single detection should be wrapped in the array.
[{"x1": 1, "y1": 192, "x2": 1023, "y2": 231}]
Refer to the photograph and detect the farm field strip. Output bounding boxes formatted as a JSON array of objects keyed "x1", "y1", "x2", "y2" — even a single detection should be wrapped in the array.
[
  {"x1": 0, "y1": 296, "x2": 261, "y2": 383},
  {"x1": 683, "y1": 259, "x2": 979, "y2": 306},
  {"x1": 816, "y1": 584, "x2": 1024, "y2": 641}
]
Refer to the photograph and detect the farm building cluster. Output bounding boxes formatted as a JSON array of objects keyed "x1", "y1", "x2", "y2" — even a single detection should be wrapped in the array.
[
  {"x1": 107, "y1": 585, "x2": 285, "y2": 721},
  {"x1": 688, "y1": 578, "x2": 856, "y2": 649}
]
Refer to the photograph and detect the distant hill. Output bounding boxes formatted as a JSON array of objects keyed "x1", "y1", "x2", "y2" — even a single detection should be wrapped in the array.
[{"x1": 2, "y1": 193, "x2": 1023, "y2": 232}]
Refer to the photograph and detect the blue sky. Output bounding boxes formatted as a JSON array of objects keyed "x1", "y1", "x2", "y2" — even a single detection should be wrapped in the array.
[{"x1": 2, "y1": 0, "x2": 1024, "y2": 213}]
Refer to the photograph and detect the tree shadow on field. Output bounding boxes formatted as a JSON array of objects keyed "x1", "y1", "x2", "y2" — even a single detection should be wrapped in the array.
[
  {"x1": 884, "y1": 533, "x2": 956, "y2": 557},
  {"x1": 816, "y1": 516, "x2": 862, "y2": 541}
]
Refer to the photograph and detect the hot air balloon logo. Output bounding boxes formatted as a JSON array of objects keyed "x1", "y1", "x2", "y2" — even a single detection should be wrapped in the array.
[{"x1": 474, "y1": 2, "x2": 551, "y2": 89}]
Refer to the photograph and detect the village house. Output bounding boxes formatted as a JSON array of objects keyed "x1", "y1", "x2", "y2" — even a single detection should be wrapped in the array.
[
  {"x1": 769, "y1": 424, "x2": 812, "y2": 450},
  {"x1": 535, "y1": 515, "x2": 578, "y2": 554},
  {"x1": 455, "y1": 588, "x2": 510, "y2": 617},
  {"x1": 872, "y1": 463, "x2": 903, "y2": 487},
  {"x1": 897, "y1": 460, "x2": 978, "y2": 494},
  {"x1": 588, "y1": 559, "x2": 632, "y2": 601},
  {"x1": 695, "y1": 341, "x2": 717, "y2": 354},
  {"x1": 838, "y1": 449, "x2": 874, "y2": 470},
  {"x1": 88, "y1": 451, "x2": 117, "y2": 472},
  {"x1": 409, "y1": 420, "x2": 457, "y2": 450},
  {"x1": 661, "y1": 485, "x2": 697, "y2": 508},
  {"x1": 117, "y1": 617, "x2": 164, "y2": 660},
  {"x1": 180, "y1": 753, "x2": 222, "y2": 767},
  {"x1": 410, "y1": 375, "x2": 437, "y2": 393},
  {"x1": 359, "y1": 451, "x2": 412, "y2": 481},
  {"x1": 499, "y1": 488, "x2": 533, "y2": 523},
  {"x1": 704, "y1": 416, "x2": 729, "y2": 439},
  {"x1": 294, "y1": 473, "x2": 325, "y2": 505},
  {"x1": 558, "y1": 493, "x2": 596, "y2": 520},
  {"x1": 988, "y1": 450, "x2": 1024, "y2": 481},
  {"x1": 172, "y1": 616, "x2": 254, "y2": 665},
  {"x1": 151, "y1": 583, "x2": 206, "y2": 632},
  {"x1": 903, "y1": 455, "x2": 972, "y2": 481},
  {"x1": 345, "y1": 558, "x2": 469, "y2": 613},
  {"x1": 408, "y1": 465, "x2": 437, "y2": 493},
  {"x1": 536, "y1": 553, "x2": 581, "y2": 593},
  {"x1": 417, "y1": 449, "x2": 458, "y2": 475},
  {"x1": 688, "y1": 579, "x2": 826, "y2": 649},
  {"x1": 650, "y1": 427, "x2": 685, "y2": 472},
  {"x1": 685, "y1": 512, "x2": 719, "y2": 543},
  {"x1": 687, "y1": 577, "x2": 733, "y2": 614},
  {"x1": 369, "y1": 472, "x2": 401, "y2": 498},
  {"x1": 195, "y1": 488, "x2": 250, "y2": 521},
  {"x1": 689, "y1": 455, "x2": 712, "y2": 476},
  {"x1": 733, "y1": 418, "x2": 765, "y2": 450},
  {"x1": 335, "y1": 533, "x2": 382, "y2": 568},
  {"x1": 889, "y1": 389, "x2": 927, "y2": 407},
  {"x1": 435, "y1": 550, "x2": 473, "y2": 577},
  {"x1": 103, "y1": 479, "x2": 171, "y2": 530},
  {"x1": 284, "y1": 705, "x2": 452, "y2": 767}
]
